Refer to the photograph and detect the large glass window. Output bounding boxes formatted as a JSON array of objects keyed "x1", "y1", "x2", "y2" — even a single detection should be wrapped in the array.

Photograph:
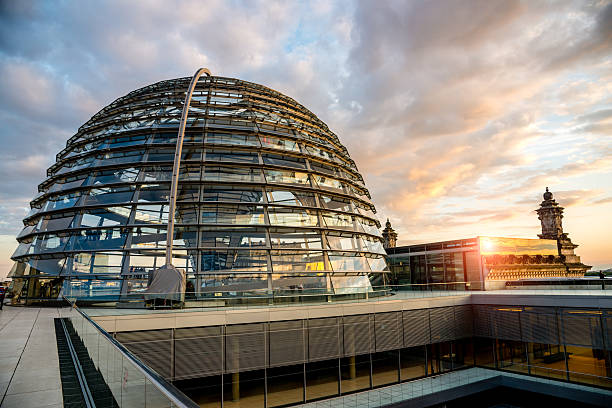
[
  {"x1": 223, "y1": 369, "x2": 265, "y2": 408},
  {"x1": 137, "y1": 184, "x2": 170, "y2": 202},
  {"x1": 322, "y1": 212, "x2": 355, "y2": 230},
  {"x1": 372, "y1": 350, "x2": 399, "y2": 387},
  {"x1": 67, "y1": 228, "x2": 127, "y2": 251},
  {"x1": 262, "y1": 153, "x2": 306, "y2": 169},
  {"x1": 200, "y1": 227, "x2": 267, "y2": 248},
  {"x1": 259, "y1": 135, "x2": 300, "y2": 152},
  {"x1": 566, "y1": 346, "x2": 612, "y2": 387},
  {"x1": 100, "y1": 149, "x2": 143, "y2": 165},
  {"x1": 205, "y1": 149, "x2": 258, "y2": 164},
  {"x1": 200, "y1": 205, "x2": 265, "y2": 225},
  {"x1": 133, "y1": 204, "x2": 169, "y2": 224},
  {"x1": 267, "y1": 365, "x2": 304, "y2": 407},
  {"x1": 269, "y1": 229, "x2": 322, "y2": 249},
  {"x1": 141, "y1": 166, "x2": 172, "y2": 182},
  {"x1": 44, "y1": 191, "x2": 82, "y2": 211},
  {"x1": 271, "y1": 251, "x2": 326, "y2": 272},
  {"x1": 130, "y1": 227, "x2": 166, "y2": 249},
  {"x1": 328, "y1": 252, "x2": 371, "y2": 272},
  {"x1": 496, "y1": 340, "x2": 528, "y2": 374},
  {"x1": 71, "y1": 252, "x2": 124, "y2": 275},
  {"x1": 400, "y1": 346, "x2": 426, "y2": 381},
  {"x1": 306, "y1": 360, "x2": 339, "y2": 401},
  {"x1": 313, "y1": 174, "x2": 345, "y2": 192},
  {"x1": 200, "y1": 250, "x2": 268, "y2": 272},
  {"x1": 320, "y1": 195, "x2": 352, "y2": 212},
  {"x1": 527, "y1": 342, "x2": 568, "y2": 380},
  {"x1": 79, "y1": 207, "x2": 130, "y2": 227},
  {"x1": 36, "y1": 213, "x2": 76, "y2": 233},
  {"x1": 266, "y1": 190, "x2": 316, "y2": 207},
  {"x1": 264, "y1": 169, "x2": 310, "y2": 185},
  {"x1": 340, "y1": 355, "x2": 370, "y2": 394},
  {"x1": 206, "y1": 132, "x2": 259, "y2": 147},
  {"x1": 202, "y1": 186, "x2": 264, "y2": 203},
  {"x1": 82, "y1": 186, "x2": 134, "y2": 206},
  {"x1": 203, "y1": 166, "x2": 263, "y2": 183},
  {"x1": 268, "y1": 207, "x2": 318, "y2": 227}
]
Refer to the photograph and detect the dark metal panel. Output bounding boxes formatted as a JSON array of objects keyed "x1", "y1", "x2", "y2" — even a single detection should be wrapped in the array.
[
  {"x1": 225, "y1": 323, "x2": 266, "y2": 373},
  {"x1": 402, "y1": 309, "x2": 430, "y2": 347},
  {"x1": 561, "y1": 312, "x2": 603, "y2": 348},
  {"x1": 174, "y1": 326, "x2": 223, "y2": 379},
  {"x1": 429, "y1": 307, "x2": 455, "y2": 343},
  {"x1": 268, "y1": 320, "x2": 305, "y2": 367},
  {"x1": 374, "y1": 312, "x2": 402, "y2": 351},
  {"x1": 342, "y1": 314, "x2": 373, "y2": 356},
  {"x1": 472, "y1": 305, "x2": 494, "y2": 338},
  {"x1": 115, "y1": 329, "x2": 173, "y2": 379},
  {"x1": 491, "y1": 307, "x2": 521, "y2": 341},
  {"x1": 453, "y1": 305, "x2": 473, "y2": 339},
  {"x1": 308, "y1": 317, "x2": 340, "y2": 361},
  {"x1": 604, "y1": 316, "x2": 612, "y2": 351},
  {"x1": 520, "y1": 309, "x2": 560, "y2": 345}
]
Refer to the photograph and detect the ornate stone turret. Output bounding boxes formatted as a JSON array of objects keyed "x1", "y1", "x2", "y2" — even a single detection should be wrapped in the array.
[
  {"x1": 536, "y1": 188, "x2": 591, "y2": 276},
  {"x1": 382, "y1": 219, "x2": 398, "y2": 249}
]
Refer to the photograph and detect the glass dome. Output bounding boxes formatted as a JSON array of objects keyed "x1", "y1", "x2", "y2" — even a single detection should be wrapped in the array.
[{"x1": 9, "y1": 75, "x2": 388, "y2": 301}]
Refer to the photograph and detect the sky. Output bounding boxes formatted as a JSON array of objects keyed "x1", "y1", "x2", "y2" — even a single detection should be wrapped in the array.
[{"x1": 0, "y1": 0, "x2": 611, "y2": 280}]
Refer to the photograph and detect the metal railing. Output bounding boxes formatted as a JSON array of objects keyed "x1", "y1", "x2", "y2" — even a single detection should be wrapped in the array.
[
  {"x1": 59, "y1": 280, "x2": 612, "y2": 310},
  {"x1": 61, "y1": 296, "x2": 199, "y2": 408}
]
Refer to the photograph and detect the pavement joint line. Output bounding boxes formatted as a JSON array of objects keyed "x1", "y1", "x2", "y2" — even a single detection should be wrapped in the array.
[
  {"x1": 0, "y1": 307, "x2": 41, "y2": 407},
  {"x1": 0, "y1": 308, "x2": 25, "y2": 333}
]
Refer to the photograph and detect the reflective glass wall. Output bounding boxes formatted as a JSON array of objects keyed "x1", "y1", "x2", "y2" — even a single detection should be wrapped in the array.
[{"x1": 10, "y1": 76, "x2": 387, "y2": 301}]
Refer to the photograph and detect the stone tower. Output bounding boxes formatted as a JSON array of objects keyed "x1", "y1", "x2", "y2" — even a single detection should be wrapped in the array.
[
  {"x1": 536, "y1": 188, "x2": 591, "y2": 276},
  {"x1": 382, "y1": 219, "x2": 398, "y2": 249}
]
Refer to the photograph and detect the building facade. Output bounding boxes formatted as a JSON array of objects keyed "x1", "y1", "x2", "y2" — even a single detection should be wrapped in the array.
[
  {"x1": 386, "y1": 189, "x2": 591, "y2": 288},
  {"x1": 8, "y1": 75, "x2": 388, "y2": 303}
]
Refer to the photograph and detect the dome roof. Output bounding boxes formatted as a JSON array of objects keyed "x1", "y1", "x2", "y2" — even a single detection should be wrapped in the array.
[{"x1": 11, "y1": 75, "x2": 387, "y2": 299}]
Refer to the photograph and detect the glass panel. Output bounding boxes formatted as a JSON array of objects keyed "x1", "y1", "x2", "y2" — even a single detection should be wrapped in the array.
[
  {"x1": 400, "y1": 346, "x2": 426, "y2": 381},
  {"x1": 372, "y1": 350, "x2": 398, "y2": 387},
  {"x1": 80, "y1": 207, "x2": 131, "y2": 227},
  {"x1": 259, "y1": 135, "x2": 300, "y2": 152},
  {"x1": 313, "y1": 174, "x2": 345, "y2": 192},
  {"x1": 133, "y1": 205, "x2": 169, "y2": 224},
  {"x1": 199, "y1": 274, "x2": 268, "y2": 293},
  {"x1": 264, "y1": 169, "x2": 310, "y2": 185},
  {"x1": 137, "y1": 184, "x2": 170, "y2": 202},
  {"x1": 177, "y1": 185, "x2": 200, "y2": 201},
  {"x1": 82, "y1": 186, "x2": 135, "y2": 206},
  {"x1": 106, "y1": 134, "x2": 148, "y2": 148},
  {"x1": 528, "y1": 342, "x2": 568, "y2": 380},
  {"x1": 566, "y1": 346, "x2": 611, "y2": 387},
  {"x1": 223, "y1": 370, "x2": 265, "y2": 408},
  {"x1": 146, "y1": 148, "x2": 175, "y2": 162},
  {"x1": 496, "y1": 340, "x2": 528, "y2": 374},
  {"x1": 141, "y1": 166, "x2": 172, "y2": 182},
  {"x1": 200, "y1": 205, "x2": 265, "y2": 225},
  {"x1": 174, "y1": 376, "x2": 222, "y2": 408},
  {"x1": 203, "y1": 166, "x2": 263, "y2": 182},
  {"x1": 99, "y1": 150, "x2": 143, "y2": 165},
  {"x1": 268, "y1": 208, "x2": 318, "y2": 227},
  {"x1": 47, "y1": 173, "x2": 89, "y2": 193},
  {"x1": 271, "y1": 274, "x2": 327, "y2": 291},
  {"x1": 207, "y1": 132, "x2": 260, "y2": 147},
  {"x1": 178, "y1": 165, "x2": 201, "y2": 181},
  {"x1": 267, "y1": 365, "x2": 304, "y2": 407},
  {"x1": 26, "y1": 257, "x2": 66, "y2": 275},
  {"x1": 67, "y1": 228, "x2": 127, "y2": 251},
  {"x1": 340, "y1": 355, "x2": 370, "y2": 394},
  {"x1": 44, "y1": 192, "x2": 82, "y2": 211},
  {"x1": 269, "y1": 229, "x2": 322, "y2": 249},
  {"x1": 200, "y1": 227, "x2": 267, "y2": 248},
  {"x1": 320, "y1": 195, "x2": 352, "y2": 212},
  {"x1": 31, "y1": 233, "x2": 70, "y2": 253},
  {"x1": 309, "y1": 160, "x2": 336, "y2": 176},
  {"x1": 474, "y1": 337, "x2": 495, "y2": 368},
  {"x1": 306, "y1": 360, "x2": 339, "y2": 401},
  {"x1": 205, "y1": 149, "x2": 258, "y2": 164},
  {"x1": 322, "y1": 212, "x2": 355, "y2": 229},
  {"x1": 271, "y1": 251, "x2": 326, "y2": 272},
  {"x1": 202, "y1": 186, "x2": 264, "y2": 203},
  {"x1": 36, "y1": 213, "x2": 76, "y2": 233},
  {"x1": 130, "y1": 227, "x2": 166, "y2": 249},
  {"x1": 367, "y1": 255, "x2": 389, "y2": 272},
  {"x1": 71, "y1": 252, "x2": 124, "y2": 275},
  {"x1": 200, "y1": 250, "x2": 269, "y2": 272},
  {"x1": 266, "y1": 190, "x2": 316, "y2": 207},
  {"x1": 262, "y1": 153, "x2": 306, "y2": 169},
  {"x1": 328, "y1": 252, "x2": 371, "y2": 272},
  {"x1": 326, "y1": 233, "x2": 361, "y2": 251}
]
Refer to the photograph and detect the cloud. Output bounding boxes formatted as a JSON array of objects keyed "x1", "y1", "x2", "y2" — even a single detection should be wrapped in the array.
[{"x1": 0, "y1": 0, "x2": 611, "y2": 274}]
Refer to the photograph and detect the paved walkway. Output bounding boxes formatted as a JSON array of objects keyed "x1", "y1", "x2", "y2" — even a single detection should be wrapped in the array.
[{"x1": 0, "y1": 306, "x2": 65, "y2": 408}]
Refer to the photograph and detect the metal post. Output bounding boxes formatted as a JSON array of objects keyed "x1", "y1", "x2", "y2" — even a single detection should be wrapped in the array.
[{"x1": 165, "y1": 67, "x2": 211, "y2": 266}]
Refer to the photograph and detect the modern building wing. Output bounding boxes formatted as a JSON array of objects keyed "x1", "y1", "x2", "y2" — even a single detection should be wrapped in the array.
[{"x1": 8, "y1": 74, "x2": 388, "y2": 302}]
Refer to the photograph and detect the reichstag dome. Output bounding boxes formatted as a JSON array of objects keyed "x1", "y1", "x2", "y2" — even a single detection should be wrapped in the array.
[{"x1": 9, "y1": 72, "x2": 388, "y2": 302}]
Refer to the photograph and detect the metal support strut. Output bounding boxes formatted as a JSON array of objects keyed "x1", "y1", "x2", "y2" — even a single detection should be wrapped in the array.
[{"x1": 165, "y1": 67, "x2": 211, "y2": 266}]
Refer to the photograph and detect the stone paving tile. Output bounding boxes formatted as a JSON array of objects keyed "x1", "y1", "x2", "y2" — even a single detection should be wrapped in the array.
[{"x1": 0, "y1": 306, "x2": 67, "y2": 408}]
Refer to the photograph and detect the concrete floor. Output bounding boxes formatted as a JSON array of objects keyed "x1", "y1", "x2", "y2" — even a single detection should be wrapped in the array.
[{"x1": 0, "y1": 306, "x2": 65, "y2": 408}]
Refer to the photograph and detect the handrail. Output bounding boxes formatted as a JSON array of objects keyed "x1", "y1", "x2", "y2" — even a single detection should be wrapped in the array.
[{"x1": 63, "y1": 296, "x2": 199, "y2": 408}]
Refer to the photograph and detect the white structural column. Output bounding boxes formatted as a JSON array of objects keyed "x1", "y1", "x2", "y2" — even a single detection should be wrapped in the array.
[{"x1": 165, "y1": 67, "x2": 211, "y2": 266}]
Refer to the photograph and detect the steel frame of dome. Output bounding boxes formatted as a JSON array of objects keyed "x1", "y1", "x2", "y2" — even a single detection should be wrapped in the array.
[{"x1": 9, "y1": 72, "x2": 388, "y2": 301}]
